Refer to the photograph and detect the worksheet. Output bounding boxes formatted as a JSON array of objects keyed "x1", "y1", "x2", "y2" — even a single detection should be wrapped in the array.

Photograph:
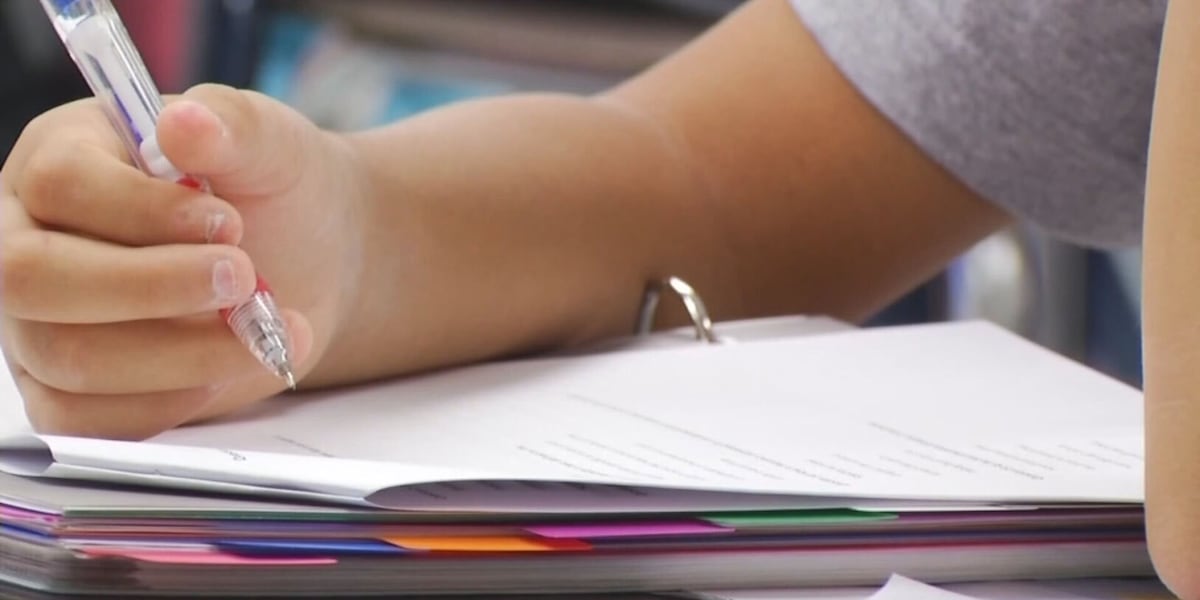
[{"x1": 0, "y1": 321, "x2": 1145, "y2": 511}]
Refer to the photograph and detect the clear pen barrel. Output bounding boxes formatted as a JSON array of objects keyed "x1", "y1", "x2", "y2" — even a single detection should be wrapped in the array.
[
  {"x1": 224, "y1": 291, "x2": 294, "y2": 385},
  {"x1": 40, "y1": 0, "x2": 163, "y2": 175}
]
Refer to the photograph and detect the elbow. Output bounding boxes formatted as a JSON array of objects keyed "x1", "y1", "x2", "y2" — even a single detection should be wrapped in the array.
[
  {"x1": 1149, "y1": 540, "x2": 1200, "y2": 600},
  {"x1": 1147, "y1": 456, "x2": 1200, "y2": 597}
]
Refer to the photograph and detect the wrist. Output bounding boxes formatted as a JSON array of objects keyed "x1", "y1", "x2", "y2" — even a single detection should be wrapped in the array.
[{"x1": 298, "y1": 128, "x2": 376, "y2": 386}]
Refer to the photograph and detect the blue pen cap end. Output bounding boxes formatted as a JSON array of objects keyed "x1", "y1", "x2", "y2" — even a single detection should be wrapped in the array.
[{"x1": 42, "y1": 0, "x2": 82, "y2": 17}]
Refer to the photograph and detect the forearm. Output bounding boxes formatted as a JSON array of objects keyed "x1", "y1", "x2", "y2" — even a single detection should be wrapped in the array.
[
  {"x1": 1142, "y1": 0, "x2": 1200, "y2": 594},
  {"x1": 303, "y1": 0, "x2": 1006, "y2": 386},
  {"x1": 312, "y1": 93, "x2": 717, "y2": 384}
]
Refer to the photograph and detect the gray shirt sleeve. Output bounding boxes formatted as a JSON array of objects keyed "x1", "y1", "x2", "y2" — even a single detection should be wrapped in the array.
[{"x1": 789, "y1": 0, "x2": 1164, "y2": 248}]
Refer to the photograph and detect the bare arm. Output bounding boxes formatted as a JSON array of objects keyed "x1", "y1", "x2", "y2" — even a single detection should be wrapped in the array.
[
  {"x1": 317, "y1": 0, "x2": 1009, "y2": 385},
  {"x1": 1143, "y1": 1, "x2": 1200, "y2": 596},
  {"x1": 0, "y1": 0, "x2": 1007, "y2": 437}
]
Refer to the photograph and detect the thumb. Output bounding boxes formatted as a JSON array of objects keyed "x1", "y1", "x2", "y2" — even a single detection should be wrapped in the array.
[{"x1": 156, "y1": 84, "x2": 318, "y2": 197}]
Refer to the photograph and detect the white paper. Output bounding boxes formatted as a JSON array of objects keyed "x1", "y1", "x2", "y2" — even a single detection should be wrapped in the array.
[
  {"x1": 692, "y1": 587, "x2": 876, "y2": 600},
  {"x1": 944, "y1": 577, "x2": 1175, "y2": 600},
  {"x1": 868, "y1": 575, "x2": 980, "y2": 599},
  {"x1": 0, "y1": 321, "x2": 1145, "y2": 511},
  {"x1": 692, "y1": 575, "x2": 977, "y2": 600},
  {"x1": 700, "y1": 575, "x2": 1174, "y2": 600}
]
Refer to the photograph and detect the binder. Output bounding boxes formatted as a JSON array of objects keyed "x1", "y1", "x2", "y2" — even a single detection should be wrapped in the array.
[
  {"x1": 0, "y1": 278, "x2": 1154, "y2": 596},
  {"x1": 559, "y1": 276, "x2": 853, "y2": 357}
]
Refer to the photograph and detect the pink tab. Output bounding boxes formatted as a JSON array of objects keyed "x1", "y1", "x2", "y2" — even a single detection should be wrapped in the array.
[
  {"x1": 81, "y1": 547, "x2": 335, "y2": 566},
  {"x1": 1, "y1": 505, "x2": 61, "y2": 524}
]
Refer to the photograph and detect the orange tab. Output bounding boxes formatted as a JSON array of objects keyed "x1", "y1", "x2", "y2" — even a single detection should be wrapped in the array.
[{"x1": 383, "y1": 536, "x2": 590, "y2": 552}]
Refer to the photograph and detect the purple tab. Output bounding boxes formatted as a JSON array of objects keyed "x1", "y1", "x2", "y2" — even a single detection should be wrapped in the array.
[
  {"x1": 526, "y1": 521, "x2": 732, "y2": 539},
  {"x1": 0, "y1": 505, "x2": 61, "y2": 525}
]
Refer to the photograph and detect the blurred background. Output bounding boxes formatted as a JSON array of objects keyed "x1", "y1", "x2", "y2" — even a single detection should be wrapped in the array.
[{"x1": 0, "y1": 0, "x2": 1143, "y2": 386}]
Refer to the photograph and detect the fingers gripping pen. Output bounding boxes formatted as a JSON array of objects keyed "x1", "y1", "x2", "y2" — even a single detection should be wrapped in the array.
[{"x1": 40, "y1": 0, "x2": 297, "y2": 389}]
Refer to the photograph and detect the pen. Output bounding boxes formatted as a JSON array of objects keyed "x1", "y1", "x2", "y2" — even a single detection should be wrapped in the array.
[{"x1": 39, "y1": 0, "x2": 297, "y2": 389}]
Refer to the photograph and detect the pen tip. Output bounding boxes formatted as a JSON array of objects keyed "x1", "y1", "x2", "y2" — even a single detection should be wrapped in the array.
[{"x1": 274, "y1": 361, "x2": 297, "y2": 391}]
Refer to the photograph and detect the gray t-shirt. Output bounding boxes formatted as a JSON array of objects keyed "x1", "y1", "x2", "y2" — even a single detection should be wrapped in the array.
[{"x1": 790, "y1": 0, "x2": 1165, "y2": 248}]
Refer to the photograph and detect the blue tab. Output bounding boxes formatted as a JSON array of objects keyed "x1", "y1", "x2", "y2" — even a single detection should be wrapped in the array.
[{"x1": 216, "y1": 539, "x2": 407, "y2": 556}]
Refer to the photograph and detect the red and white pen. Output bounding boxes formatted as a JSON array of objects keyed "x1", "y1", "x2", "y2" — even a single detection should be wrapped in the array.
[{"x1": 40, "y1": 0, "x2": 297, "y2": 389}]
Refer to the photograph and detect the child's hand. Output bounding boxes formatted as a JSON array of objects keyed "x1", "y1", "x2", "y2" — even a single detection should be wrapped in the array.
[{"x1": 0, "y1": 84, "x2": 366, "y2": 439}]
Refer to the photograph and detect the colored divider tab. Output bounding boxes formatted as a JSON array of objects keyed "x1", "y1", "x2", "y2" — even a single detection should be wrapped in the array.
[
  {"x1": 217, "y1": 539, "x2": 406, "y2": 556},
  {"x1": 0, "y1": 505, "x2": 61, "y2": 521},
  {"x1": 384, "y1": 536, "x2": 591, "y2": 552},
  {"x1": 526, "y1": 521, "x2": 732, "y2": 539},
  {"x1": 81, "y1": 547, "x2": 336, "y2": 565},
  {"x1": 702, "y1": 509, "x2": 898, "y2": 527}
]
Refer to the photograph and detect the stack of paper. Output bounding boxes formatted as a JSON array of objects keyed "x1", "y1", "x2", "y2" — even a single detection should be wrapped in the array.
[{"x1": 0, "y1": 321, "x2": 1154, "y2": 596}]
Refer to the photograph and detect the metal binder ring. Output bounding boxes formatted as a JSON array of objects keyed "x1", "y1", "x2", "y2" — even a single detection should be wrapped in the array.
[{"x1": 636, "y1": 276, "x2": 718, "y2": 343}]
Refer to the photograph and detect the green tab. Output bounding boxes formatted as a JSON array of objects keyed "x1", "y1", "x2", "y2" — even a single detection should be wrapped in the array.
[{"x1": 702, "y1": 509, "x2": 897, "y2": 528}]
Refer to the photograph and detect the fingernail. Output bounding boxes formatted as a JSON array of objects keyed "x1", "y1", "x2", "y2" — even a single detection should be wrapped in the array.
[
  {"x1": 204, "y1": 212, "x2": 226, "y2": 243},
  {"x1": 212, "y1": 259, "x2": 241, "y2": 303},
  {"x1": 180, "y1": 101, "x2": 228, "y2": 138}
]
